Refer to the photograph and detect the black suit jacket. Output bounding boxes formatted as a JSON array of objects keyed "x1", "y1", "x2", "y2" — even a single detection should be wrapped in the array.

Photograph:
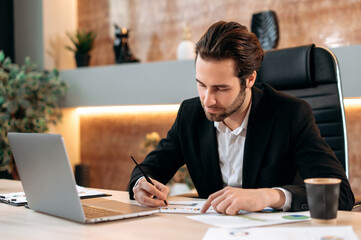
[{"x1": 129, "y1": 83, "x2": 354, "y2": 211}]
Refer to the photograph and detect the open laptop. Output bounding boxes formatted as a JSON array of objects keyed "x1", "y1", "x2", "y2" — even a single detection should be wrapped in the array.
[{"x1": 8, "y1": 132, "x2": 158, "y2": 223}]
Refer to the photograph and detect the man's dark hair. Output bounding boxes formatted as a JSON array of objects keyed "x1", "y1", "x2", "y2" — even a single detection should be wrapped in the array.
[{"x1": 195, "y1": 21, "x2": 264, "y2": 84}]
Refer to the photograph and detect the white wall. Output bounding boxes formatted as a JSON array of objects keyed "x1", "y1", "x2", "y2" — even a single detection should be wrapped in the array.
[
  {"x1": 14, "y1": 0, "x2": 77, "y2": 70},
  {"x1": 48, "y1": 108, "x2": 80, "y2": 168},
  {"x1": 14, "y1": 0, "x2": 44, "y2": 67},
  {"x1": 332, "y1": 45, "x2": 361, "y2": 98},
  {"x1": 43, "y1": 0, "x2": 78, "y2": 70},
  {"x1": 14, "y1": 0, "x2": 79, "y2": 166}
]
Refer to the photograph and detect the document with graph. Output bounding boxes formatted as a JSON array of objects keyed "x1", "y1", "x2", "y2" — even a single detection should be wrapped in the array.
[{"x1": 188, "y1": 208, "x2": 310, "y2": 228}]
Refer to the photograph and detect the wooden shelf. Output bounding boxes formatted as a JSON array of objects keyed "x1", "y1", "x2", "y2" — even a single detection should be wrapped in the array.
[
  {"x1": 59, "y1": 60, "x2": 197, "y2": 107},
  {"x1": 58, "y1": 45, "x2": 361, "y2": 108}
]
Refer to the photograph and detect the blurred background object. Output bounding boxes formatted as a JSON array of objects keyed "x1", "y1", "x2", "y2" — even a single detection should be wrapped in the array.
[
  {"x1": 66, "y1": 30, "x2": 96, "y2": 67},
  {"x1": 251, "y1": 10, "x2": 279, "y2": 50},
  {"x1": 177, "y1": 23, "x2": 195, "y2": 60},
  {"x1": 113, "y1": 24, "x2": 139, "y2": 64}
]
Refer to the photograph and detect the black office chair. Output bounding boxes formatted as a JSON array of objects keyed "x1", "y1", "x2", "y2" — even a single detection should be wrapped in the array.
[{"x1": 256, "y1": 44, "x2": 361, "y2": 210}]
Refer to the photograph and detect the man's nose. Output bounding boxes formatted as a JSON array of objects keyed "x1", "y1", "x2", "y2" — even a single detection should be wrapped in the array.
[{"x1": 204, "y1": 89, "x2": 216, "y2": 107}]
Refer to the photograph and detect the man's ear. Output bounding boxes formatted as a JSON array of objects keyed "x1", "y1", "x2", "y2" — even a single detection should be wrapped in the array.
[{"x1": 246, "y1": 71, "x2": 257, "y2": 88}]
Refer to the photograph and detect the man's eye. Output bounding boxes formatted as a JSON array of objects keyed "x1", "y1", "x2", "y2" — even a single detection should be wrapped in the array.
[{"x1": 218, "y1": 88, "x2": 228, "y2": 92}]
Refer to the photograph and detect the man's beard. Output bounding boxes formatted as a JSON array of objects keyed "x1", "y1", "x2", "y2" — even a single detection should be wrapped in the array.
[{"x1": 201, "y1": 88, "x2": 247, "y2": 122}]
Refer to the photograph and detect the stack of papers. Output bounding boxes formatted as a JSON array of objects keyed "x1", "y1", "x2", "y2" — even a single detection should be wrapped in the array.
[
  {"x1": 159, "y1": 200, "x2": 216, "y2": 214},
  {"x1": 202, "y1": 226, "x2": 359, "y2": 240},
  {"x1": 0, "y1": 186, "x2": 109, "y2": 206},
  {"x1": 158, "y1": 200, "x2": 359, "y2": 240}
]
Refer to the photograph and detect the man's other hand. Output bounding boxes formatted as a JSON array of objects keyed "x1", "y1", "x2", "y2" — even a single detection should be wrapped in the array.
[{"x1": 201, "y1": 187, "x2": 286, "y2": 215}]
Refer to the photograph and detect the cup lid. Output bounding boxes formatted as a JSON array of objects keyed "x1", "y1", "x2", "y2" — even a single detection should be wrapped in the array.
[{"x1": 304, "y1": 178, "x2": 341, "y2": 184}]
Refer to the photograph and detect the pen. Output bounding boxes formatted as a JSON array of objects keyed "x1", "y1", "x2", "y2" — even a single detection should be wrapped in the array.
[{"x1": 130, "y1": 156, "x2": 168, "y2": 205}]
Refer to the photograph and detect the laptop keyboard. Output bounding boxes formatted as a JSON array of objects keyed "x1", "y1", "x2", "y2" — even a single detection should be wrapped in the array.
[{"x1": 82, "y1": 204, "x2": 123, "y2": 219}]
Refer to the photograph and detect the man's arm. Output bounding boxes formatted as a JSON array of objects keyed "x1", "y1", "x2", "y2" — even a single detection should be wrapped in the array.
[
  {"x1": 284, "y1": 100, "x2": 354, "y2": 211},
  {"x1": 128, "y1": 101, "x2": 187, "y2": 200}
]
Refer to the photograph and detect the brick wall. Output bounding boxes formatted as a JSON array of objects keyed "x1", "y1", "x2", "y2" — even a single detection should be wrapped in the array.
[{"x1": 78, "y1": 0, "x2": 361, "y2": 65}]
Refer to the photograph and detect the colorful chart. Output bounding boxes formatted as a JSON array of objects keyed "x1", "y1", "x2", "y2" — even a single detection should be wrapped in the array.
[
  {"x1": 321, "y1": 236, "x2": 344, "y2": 240},
  {"x1": 282, "y1": 214, "x2": 310, "y2": 220},
  {"x1": 259, "y1": 208, "x2": 281, "y2": 213}
]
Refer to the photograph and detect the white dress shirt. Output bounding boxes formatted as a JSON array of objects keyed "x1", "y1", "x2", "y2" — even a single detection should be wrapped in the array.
[
  {"x1": 214, "y1": 108, "x2": 250, "y2": 188},
  {"x1": 214, "y1": 105, "x2": 291, "y2": 211}
]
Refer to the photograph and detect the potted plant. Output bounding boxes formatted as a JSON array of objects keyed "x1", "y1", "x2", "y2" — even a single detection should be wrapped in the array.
[
  {"x1": 66, "y1": 30, "x2": 96, "y2": 67},
  {"x1": 0, "y1": 50, "x2": 68, "y2": 178}
]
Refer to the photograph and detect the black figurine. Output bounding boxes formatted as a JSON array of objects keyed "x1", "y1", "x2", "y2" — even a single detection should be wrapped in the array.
[{"x1": 114, "y1": 24, "x2": 139, "y2": 63}]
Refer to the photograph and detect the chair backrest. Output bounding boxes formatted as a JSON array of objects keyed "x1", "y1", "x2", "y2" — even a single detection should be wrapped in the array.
[{"x1": 256, "y1": 44, "x2": 349, "y2": 177}]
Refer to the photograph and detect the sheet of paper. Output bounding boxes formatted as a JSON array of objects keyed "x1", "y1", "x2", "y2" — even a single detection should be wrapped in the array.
[
  {"x1": 159, "y1": 200, "x2": 217, "y2": 213},
  {"x1": 0, "y1": 192, "x2": 27, "y2": 205},
  {"x1": 0, "y1": 186, "x2": 108, "y2": 206},
  {"x1": 202, "y1": 226, "x2": 359, "y2": 240},
  {"x1": 188, "y1": 210, "x2": 310, "y2": 228},
  {"x1": 76, "y1": 186, "x2": 107, "y2": 198}
]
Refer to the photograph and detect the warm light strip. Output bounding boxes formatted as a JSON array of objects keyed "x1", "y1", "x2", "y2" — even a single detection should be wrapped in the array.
[
  {"x1": 343, "y1": 98, "x2": 361, "y2": 106},
  {"x1": 76, "y1": 104, "x2": 180, "y2": 115},
  {"x1": 74, "y1": 98, "x2": 361, "y2": 114}
]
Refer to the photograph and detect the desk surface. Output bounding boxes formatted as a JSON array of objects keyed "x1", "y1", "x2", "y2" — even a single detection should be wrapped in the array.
[{"x1": 1, "y1": 179, "x2": 361, "y2": 239}]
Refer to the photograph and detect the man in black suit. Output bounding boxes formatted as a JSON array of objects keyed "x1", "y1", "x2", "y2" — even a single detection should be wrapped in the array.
[{"x1": 129, "y1": 21, "x2": 354, "y2": 214}]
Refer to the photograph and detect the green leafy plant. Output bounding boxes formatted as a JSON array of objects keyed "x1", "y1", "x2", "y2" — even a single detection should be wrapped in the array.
[
  {"x1": 65, "y1": 30, "x2": 96, "y2": 54},
  {"x1": 0, "y1": 50, "x2": 68, "y2": 174}
]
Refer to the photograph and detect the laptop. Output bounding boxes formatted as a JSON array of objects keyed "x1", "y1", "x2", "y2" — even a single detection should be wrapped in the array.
[{"x1": 8, "y1": 132, "x2": 158, "y2": 223}]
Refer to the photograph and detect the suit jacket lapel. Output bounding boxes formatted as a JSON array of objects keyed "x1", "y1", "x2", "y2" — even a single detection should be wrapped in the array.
[
  {"x1": 198, "y1": 115, "x2": 224, "y2": 194},
  {"x1": 243, "y1": 86, "x2": 274, "y2": 188}
]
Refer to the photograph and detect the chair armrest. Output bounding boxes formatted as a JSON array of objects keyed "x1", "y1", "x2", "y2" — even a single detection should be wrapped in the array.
[{"x1": 352, "y1": 195, "x2": 361, "y2": 211}]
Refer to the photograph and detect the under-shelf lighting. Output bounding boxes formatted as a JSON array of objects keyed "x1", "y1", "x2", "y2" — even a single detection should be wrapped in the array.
[
  {"x1": 344, "y1": 98, "x2": 361, "y2": 106},
  {"x1": 76, "y1": 104, "x2": 180, "y2": 115}
]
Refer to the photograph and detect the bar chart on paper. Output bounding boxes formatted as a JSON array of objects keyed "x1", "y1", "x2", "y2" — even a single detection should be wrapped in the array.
[{"x1": 188, "y1": 210, "x2": 310, "y2": 228}]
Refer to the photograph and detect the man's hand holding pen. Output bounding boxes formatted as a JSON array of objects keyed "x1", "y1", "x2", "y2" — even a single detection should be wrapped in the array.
[{"x1": 133, "y1": 178, "x2": 169, "y2": 207}]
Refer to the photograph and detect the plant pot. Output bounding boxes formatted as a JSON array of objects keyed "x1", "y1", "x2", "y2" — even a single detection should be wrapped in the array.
[
  {"x1": 75, "y1": 53, "x2": 90, "y2": 67},
  {"x1": 74, "y1": 164, "x2": 90, "y2": 187},
  {"x1": 0, "y1": 156, "x2": 19, "y2": 180},
  {"x1": 0, "y1": 170, "x2": 12, "y2": 179}
]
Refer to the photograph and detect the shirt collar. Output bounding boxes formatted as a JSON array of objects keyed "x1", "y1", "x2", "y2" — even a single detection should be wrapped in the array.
[{"x1": 214, "y1": 101, "x2": 252, "y2": 136}]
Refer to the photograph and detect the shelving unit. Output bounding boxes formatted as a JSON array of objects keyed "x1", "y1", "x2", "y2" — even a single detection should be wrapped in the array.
[
  {"x1": 59, "y1": 60, "x2": 197, "y2": 108},
  {"x1": 59, "y1": 45, "x2": 361, "y2": 109}
]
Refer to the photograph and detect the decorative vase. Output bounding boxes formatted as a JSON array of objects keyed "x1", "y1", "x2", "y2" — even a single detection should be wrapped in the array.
[
  {"x1": 177, "y1": 40, "x2": 195, "y2": 60},
  {"x1": 177, "y1": 23, "x2": 195, "y2": 60},
  {"x1": 75, "y1": 52, "x2": 90, "y2": 67},
  {"x1": 113, "y1": 24, "x2": 139, "y2": 63},
  {"x1": 251, "y1": 10, "x2": 279, "y2": 50}
]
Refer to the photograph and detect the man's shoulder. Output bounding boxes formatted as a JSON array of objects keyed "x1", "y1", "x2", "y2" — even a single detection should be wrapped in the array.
[
  {"x1": 180, "y1": 97, "x2": 203, "y2": 112},
  {"x1": 177, "y1": 97, "x2": 206, "y2": 120},
  {"x1": 182, "y1": 97, "x2": 201, "y2": 105},
  {"x1": 253, "y1": 83, "x2": 312, "y2": 117}
]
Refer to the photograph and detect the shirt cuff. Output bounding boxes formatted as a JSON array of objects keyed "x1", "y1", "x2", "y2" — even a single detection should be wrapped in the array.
[
  {"x1": 272, "y1": 187, "x2": 292, "y2": 211},
  {"x1": 133, "y1": 176, "x2": 145, "y2": 190}
]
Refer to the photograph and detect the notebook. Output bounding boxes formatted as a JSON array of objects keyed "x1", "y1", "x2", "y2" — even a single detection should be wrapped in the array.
[{"x1": 8, "y1": 132, "x2": 158, "y2": 223}]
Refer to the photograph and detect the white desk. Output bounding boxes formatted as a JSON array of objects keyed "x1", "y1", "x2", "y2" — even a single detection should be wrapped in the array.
[{"x1": 1, "y1": 179, "x2": 360, "y2": 239}]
